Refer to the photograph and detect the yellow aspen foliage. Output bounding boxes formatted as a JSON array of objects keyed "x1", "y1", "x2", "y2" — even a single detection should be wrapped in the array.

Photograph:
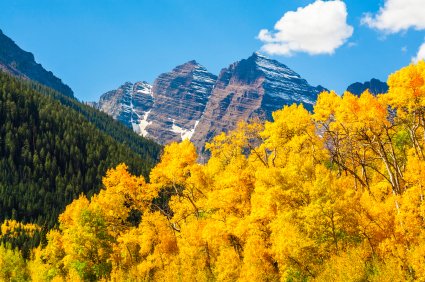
[
  {"x1": 397, "y1": 184, "x2": 425, "y2": 244},
  {"x1": 259, "y1": 104, "x2": 322, "y2": 168},
  {"x1": 313, "y1": 90, "x2": 340, "y2": 123},
  {"x1": 149, "y1": 140, "x2": 203, "y2": 221},
  {"x1": 18, "y1": 61, "x2": 425, "y2": 281},
  {"x1": 38, "y1": 230, "x2": 67, "y2": 280},
  {"x1": 0, "y1": 244, "x2": 30, "y2": 281},
  {"x1": 203, "y1": 122, "x2": 257, "y2": 230},
  {"x1": 213, "y1": 246, "x2": 241, "y2": 282},
  {"x1": 91, "y1": 163, "x2": 152, "y2": 237},
  {"x1": 314, "y1": 246, "x2": 370, "y2": 282},
  {"x1": 0, "y1": 220, "x2": 41, "y2": 238},
  {"x1": 113, "y1": 211, "x2": 178, "y2": 281},
  {"x1": 27, "y1": 247, "x2": 53, "y2": 282},
  {"x1": 407, "y1": 235, "x2": 425, "y2": 280},
  {"x1": 239, "y1": 234, "x2": 279, "y2": 282},
  {"x1": 31, "y1": 165, "x2": 152, "y2": 281},
  {"x1": 300, "y1": 167, "x2": 360, "y2": 256},
  {"x1": 269, "y1": 220, "x2": 317, "y2": 280},
  {"x1": 150, "y1": 139, "x2": 197, "y2": 190},
  {"x1": 387, "y1": 61, "x2": 425, "y2": 116},
  {"x1": 59, "y1": 196, "x2": 114, "y2": 281}
]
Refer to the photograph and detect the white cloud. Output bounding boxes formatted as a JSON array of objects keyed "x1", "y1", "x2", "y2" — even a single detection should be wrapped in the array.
[
  {"x1": 361, "y1": 0, "x2": 425, "y2": 33},
  {"x1": 413, "y1": 42, "x2": 425, "y2": 63},
  {"x1": 257, "y1": 0, "x2": 353, "y2": 56}
]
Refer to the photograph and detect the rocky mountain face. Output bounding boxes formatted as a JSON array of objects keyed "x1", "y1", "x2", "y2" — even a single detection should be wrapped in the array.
[
  {"x1": 191, "y1": 52, "x2": 324, "y2": 150},
  {"x1": 347, "y1": 78, "x2": 388, "y2": 96},
  {"x1": 144, "y1": 61, "x2": 217, "y2": 144},
  {"x1": 0, "y1": 29, "x2": 74, "y2": 97},
  {"x1": 95, "y1": 81, "x2": 153, "y2": 132},
  {"x1": 95, "y1": 53, "x2": 324, "y2": 151},
  {"x1": 96, "y1": 61, "x2": 217, "y2": 144}
]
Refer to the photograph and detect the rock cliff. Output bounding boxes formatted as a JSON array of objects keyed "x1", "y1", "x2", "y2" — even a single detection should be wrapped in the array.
[{"x1": 191, "y1": 52, "x2": 324, "y2": 150}]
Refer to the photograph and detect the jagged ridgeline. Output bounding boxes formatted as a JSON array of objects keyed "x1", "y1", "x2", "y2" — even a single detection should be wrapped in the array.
[{"x1": 0, "y1": 72, "x2": 161, "y2": 249}]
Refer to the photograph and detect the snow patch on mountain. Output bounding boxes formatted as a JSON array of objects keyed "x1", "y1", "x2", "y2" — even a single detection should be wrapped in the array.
[
  {"x1": 253, "y1": 52, "x2": 320, "y2": 107},
  {"x1": 133, "y1": 109, "x2": 152, "y2": 137},
  {"x1": 136, "y1": 82, "x2": 153, "y2": 96},
  {"x1": 171, "y1": 119, "x2": 199, "y2": 141}
]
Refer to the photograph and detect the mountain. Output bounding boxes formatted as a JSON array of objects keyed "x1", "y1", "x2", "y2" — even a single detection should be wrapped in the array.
[
  {"x1": 0, "y1": 29, "x2": 74, "y2": 97},
  {"x1": 0, "y1": 30, "x2": 160, "y2": 159},
  {"x1": 145, "y1": 61, "x2": 217, "y2": 144},
  {"x1": 192, "y1": 52, "x2": 324, "y2": 151},
  {"x1": 97, "y1": 61, "x2": 217, "y2": 144},
  {"x1": 94, "y1": 53, "x2": 324, "y2": 151},
  {"x1": 0, "y1": 72, "x2": 161, "y2": 254},
  {"x1": 46, "y1": 83, "x2": 161, "y2": 161},
  {"x1": 95, "y1": 81, "x2": 154, "y2": 131},
  {"x1": 346, "y1": 78, "x2": 388, "y2": 96}
]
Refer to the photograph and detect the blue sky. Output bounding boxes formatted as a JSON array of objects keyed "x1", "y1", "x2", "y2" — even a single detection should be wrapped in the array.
[{"x1": 0, "y1": 0, "x2": 424, "y2": 101}]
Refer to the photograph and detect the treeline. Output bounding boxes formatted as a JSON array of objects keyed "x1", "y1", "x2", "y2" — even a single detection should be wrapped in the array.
[
  {"x1": 27, "y1": 79, "x2": 161, "y2": 163},
  {"x1": 0, "y1": 72, "x2": 161, "y2": 254},
  {"x1": 4, "y1": 62, "x2": 425, "y2": 281}
]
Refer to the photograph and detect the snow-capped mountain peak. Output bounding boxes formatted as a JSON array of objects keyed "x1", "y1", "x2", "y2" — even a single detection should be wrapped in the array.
[{"x1": 95, "y1": 54, "x2": 326, "y2": 151}]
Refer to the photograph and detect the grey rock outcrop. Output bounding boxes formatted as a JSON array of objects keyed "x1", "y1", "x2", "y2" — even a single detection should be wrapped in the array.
[
  {"x1": 96, "y1": 81, "x2": 154, "y2": 134},
  {"x1": 143, "y1": 60, "x2": 217, "y2": 144},
  {"x1": 96, "y1": 61, "x2": 217, "y2": 144}
]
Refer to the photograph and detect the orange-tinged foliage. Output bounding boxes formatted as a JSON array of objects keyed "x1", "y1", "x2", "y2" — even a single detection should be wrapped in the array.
[
  {"x1": 5, "y1": 61, "x2": 425, "y2": 281},
  {"x1": 387, "y1": 61, "x2": 425, "y2": 115}
]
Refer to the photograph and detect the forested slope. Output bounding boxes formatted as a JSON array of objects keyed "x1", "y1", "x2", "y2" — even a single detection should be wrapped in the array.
[
  {"x1": 28, "y1": 80, "x2": 162, "y2": 162},
  {"x1": 0, "y1": 72, "x2": 161, "y2": 249}
]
